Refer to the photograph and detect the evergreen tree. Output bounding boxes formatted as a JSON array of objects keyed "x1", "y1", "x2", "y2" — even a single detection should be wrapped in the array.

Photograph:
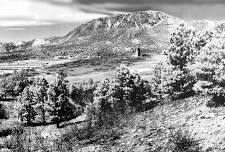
[
  {"x1": 0, "y1": 70, "x2": 29, "y2": 98},
  {"x1": 152, "y1": 23, "x2": 206, "y2": 99},
  {"x1": 93, "y1": 78, "x2": 111, "y2": 124},
  {"x1": 193, "y1": 31, "x2": 225, "y2": 106},
  {"x1": 47, "y1": 72, "x2": 74, "y2": 128},
  {"x1": 165, "y1": 23, "x2": 199, "y2": 69},
  {"x1": 18, "y1": 87, "x2": 37, "y2": 125},
  {"x1": 108, "y1": 65, "x2": 146, "y2": 113},
  {"x1": 32, "y1": 77, "x2": 49, "y2": 124}
]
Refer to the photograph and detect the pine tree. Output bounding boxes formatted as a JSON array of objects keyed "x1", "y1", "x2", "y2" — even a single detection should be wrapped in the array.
[
  {"x1": 18, "y1": 87, "x2": 37, "y2": 125},
  {"x1": 165, "y1": 23, "x2": 199, "y2": 70},
  {"x1": 193, "y1": 31, "x2": 225, "y2": 106},
  {"x1": 0, "y1": 70, "x2": 29, "y2": 98},
  {"x1": 108, "y1": 65, "x2": 146, "y2": 113},
  {"x1": 32, "y1": 77, "x2": 49, "y2": 124},
  {"x1": 152, "y1": 23, "x2": 206, "y2": 100},
  {"x1": 93, "y1": 78, "x2": 111, "y2": 123},
  {"x1": 47, "y1": 72, "x2": 74, "y2": 128}
]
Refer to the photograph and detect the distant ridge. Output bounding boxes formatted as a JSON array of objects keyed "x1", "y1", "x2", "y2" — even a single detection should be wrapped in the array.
[
  {"x1": 5, "y1": 10, "x2": 224, "y2": 61},
  {"x1": 22, "y1": 10, "x2": 181, "y2": 59}
]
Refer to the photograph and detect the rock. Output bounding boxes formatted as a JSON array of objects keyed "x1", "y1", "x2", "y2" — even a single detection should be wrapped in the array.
[
  {"x1": 0, "y1": 148, "x2": 11, "y2": 152},
  {"x1": 134, "y1": 145, "x2": 151, "y2": 152},
  {"x1": 200, "y1": 113, "x2": 215, "y2": 119}
]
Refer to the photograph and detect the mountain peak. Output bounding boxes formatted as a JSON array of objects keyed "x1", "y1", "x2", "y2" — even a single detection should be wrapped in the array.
[
  {"x1": 1, "y1": 10, "x2": 182, "y2": 60},
  {"x1": 62, "y1": 10, "x2": 173, "y2": 43}
]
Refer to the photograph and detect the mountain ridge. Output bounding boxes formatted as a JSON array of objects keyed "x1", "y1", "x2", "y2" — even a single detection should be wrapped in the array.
[{"x1": 1, "y1": 10, "x2": 224, "y2": 61}]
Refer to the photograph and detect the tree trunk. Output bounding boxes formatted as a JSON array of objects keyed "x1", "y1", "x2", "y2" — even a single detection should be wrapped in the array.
[
  {"x1": 42, "y1": 110, "x2": 46, "y2": 125},
  {"x1": 42, "y1": 103, "x2": 46, "y2": 125}
]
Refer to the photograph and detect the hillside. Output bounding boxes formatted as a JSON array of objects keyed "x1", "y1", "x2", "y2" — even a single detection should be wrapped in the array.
[{"x1": 70, "y1": 96, "x2": 224, "y2": 151}]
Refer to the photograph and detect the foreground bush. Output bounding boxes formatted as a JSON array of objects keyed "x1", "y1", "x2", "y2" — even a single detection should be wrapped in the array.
[
  {"x1": 0, "y1": 104, "x2": 8, "y2": 119},
  {"x1": 168, "y1": 129, "x2": 202, "y2": 152}
]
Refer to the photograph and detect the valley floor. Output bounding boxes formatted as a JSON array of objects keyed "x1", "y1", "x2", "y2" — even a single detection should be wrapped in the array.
[{"x1": 0, "y1": 54, "x2": 166, "y2": 83}]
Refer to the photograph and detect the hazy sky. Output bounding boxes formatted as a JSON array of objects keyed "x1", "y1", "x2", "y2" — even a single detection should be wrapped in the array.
[{"x1": 1, "y1": 0, "x2": 225, "y2": 41}]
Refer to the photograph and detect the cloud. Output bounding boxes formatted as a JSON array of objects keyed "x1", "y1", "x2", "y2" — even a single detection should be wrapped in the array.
[
  {"x1": 78, "y1": 0, "x2": 225, "y2": 4},
  {"x1": 0, "y1": 0, "x2": 108, "y2": 27}
]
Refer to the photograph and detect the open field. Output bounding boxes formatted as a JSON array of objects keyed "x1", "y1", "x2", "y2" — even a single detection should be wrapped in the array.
[{"x1": 0, "y1": 53, "x2": 166, "y2": 84}]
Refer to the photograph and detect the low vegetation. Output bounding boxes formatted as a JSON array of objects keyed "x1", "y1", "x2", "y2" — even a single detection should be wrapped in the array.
[{"x1": 168, "y1": 129, "x2": 202, "y2": 152}]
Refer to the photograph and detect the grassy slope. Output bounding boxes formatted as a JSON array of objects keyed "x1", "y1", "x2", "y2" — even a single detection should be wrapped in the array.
[
  {"x1": 27, "y1": 96, "x2": 225, "y2": 152},
  {"x1": 74, "y1": 96, "x2": 225, "y2": 152}
]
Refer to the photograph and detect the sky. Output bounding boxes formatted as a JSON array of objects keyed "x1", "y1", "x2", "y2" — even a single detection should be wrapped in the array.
[{"x1": 1, "y1": 0, "x2": 225, "y2": 42}]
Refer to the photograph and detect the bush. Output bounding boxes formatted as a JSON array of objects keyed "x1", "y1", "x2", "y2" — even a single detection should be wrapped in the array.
[
  {"x1": 0, "y1": 104, "x2": 8, "y2": 119},
  {"x1": 62, "y1": 125, "x2": 121, "y2": 146},
  {"x1": 3, "y1": 123, "x2": 25, "y2": 152},
  {"x1": 193, "y1": 31, "x2": 225, "y2": 106},
  {"x1": 168, "y1": 129, "x2": 202, "y2": 152}
]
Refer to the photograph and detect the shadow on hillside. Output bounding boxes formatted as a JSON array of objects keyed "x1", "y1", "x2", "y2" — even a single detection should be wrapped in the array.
[
  {"x1": 46, "y1": 56, "x2": 148, "y2": 75},
  {"x1": 0, "y1": 98, "x2": 16, "y2": 102}
]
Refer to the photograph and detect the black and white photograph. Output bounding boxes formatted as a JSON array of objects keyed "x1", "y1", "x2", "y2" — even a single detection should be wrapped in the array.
[{"x1": 0, "y1": 0, "x2": 225, "y2": 151}]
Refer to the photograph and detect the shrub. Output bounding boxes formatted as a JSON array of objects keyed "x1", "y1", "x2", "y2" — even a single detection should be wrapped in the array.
[
  {"x1": 193, "y1": 32, "x2": 225, "y2": 106},
  {"x1": 3, "y1": 123, "x2": 25, "y2": 152},
  {"x1": 168, "y1": 129, "x2": 202, "y2": 152},
  {"x1": 0, "y1": 104, "x2": 8, "y2": 119},
  {"x1": 62, "y1": 124, "x2": 121, "y2": 146}
]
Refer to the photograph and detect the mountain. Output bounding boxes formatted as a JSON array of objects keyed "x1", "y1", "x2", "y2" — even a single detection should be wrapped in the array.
[
  {"x1": 0, "y1": 10, "x2": 182, "y2": 62},
  {"x1": 52, "y1": 10, "x2": 181, "y2": 58},
  {"x1": 3, "y1": 10, "x2": 225, "y2": 63}
]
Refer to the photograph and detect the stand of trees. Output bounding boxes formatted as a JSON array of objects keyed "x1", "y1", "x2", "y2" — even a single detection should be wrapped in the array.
[
  {"x1": 89, "y1": 65, "x2": 149, "y2": 126},
  {"x1": 16, "y1": 73, "x2": 76, "y2": 127}
]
